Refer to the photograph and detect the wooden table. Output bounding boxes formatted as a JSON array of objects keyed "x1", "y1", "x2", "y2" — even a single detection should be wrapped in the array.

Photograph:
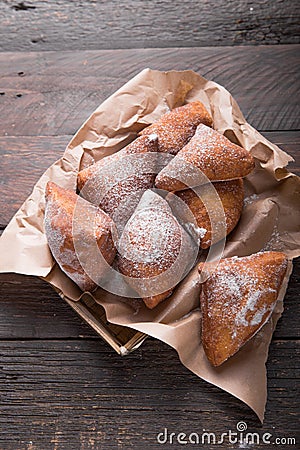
[{"x1": 0, "y1": 2, "x2": 299, "y2": 448}]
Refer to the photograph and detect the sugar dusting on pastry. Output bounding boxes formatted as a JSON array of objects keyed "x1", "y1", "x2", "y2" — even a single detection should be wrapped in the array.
[
  {"x1": 148, "y1": 133, "x2": 158, "y2": 142},
  {"x1": 77, "y1": 134, "x2": 159, "y2": 198},
  {"x1": 155, "y1": 124, "x2": 255, "y2": 190},
  {"x1": 45, "y1": 182, "x2": 117, "y2": 292},
  {"x1": 203, "y1": 254, "x2": 286, "y2": 329},
  {"x1": 185, "y1": 222, "x2": 207, "y2": 245},
  {"x1": 198, "y1": 251, "x2": 288, "y2": 366},
  {"x1": 118, "y1": 190, "x2": 181, "y2": 270},
  {"x1": 44, "y1": 218, "x2": 92, "y2": 289},
  {"x1": 174, "y1": 179, "x2": 244, "y2": 249},
  {"x1": 118, "y1": 190, "x2": 196, "y2": 309},
  {"x1": 140, "y1": 101, "x2": 213, "y2": 155},
  {"x1": 77, "y1": 135, "x2": 161, "y2": 232}
]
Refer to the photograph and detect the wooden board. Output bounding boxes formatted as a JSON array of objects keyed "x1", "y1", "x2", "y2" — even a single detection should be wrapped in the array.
[
  {"x1": 1, "y1": 0, "x2": 299, "y2": 51},
  {"x1": 262, "y1": 131, "x2": 300, "y2": 172},
  {"x1": 0, "y1": 339, "x2": 299, "y2": 449},
  {"x1": 0, "y1": 135, "x2": 70, "y2": 227},
  {"x1": 0, "y1": 46, "x2": 299, "y2": 137}
]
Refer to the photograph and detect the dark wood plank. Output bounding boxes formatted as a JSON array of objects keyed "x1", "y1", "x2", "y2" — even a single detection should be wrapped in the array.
[
  {"x1": 0, "y1": 46, "x2": 299, "y2": 137},
  {"x1": 0, "y1": 274, "x2": 96, "y2": 339},
  {"x1": 0, "y1": 135, "x2": 71, "y2": 226},
  {"x1": 0, "y1": 0, "x2": 299, "y2": 52},
  {"x1": 0, "y1": 339, "x2": 298, "y2": 449},
  {"x1": 0, "y1": 130, "x2": 298, "y2": 227},
  {"x1": 263, "y1": 131, "x2": 300, "y2": 175},
  {"x1": 0, "y1": 258, "x2": 299, "y2": 340}
]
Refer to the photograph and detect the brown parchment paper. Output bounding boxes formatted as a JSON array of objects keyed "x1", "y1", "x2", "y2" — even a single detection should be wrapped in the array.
[{"x1": 0, "y1": 69, "x2": 299, "y2": 422}]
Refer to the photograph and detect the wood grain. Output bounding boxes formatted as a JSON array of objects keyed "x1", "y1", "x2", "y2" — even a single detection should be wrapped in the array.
[
  {"x1": 263, "y1": 131, "x2": 300, "y2": 174},
  {"x1": 0, "y1": 258, "x2": 299, "y2": 340},
  {"x1": 0, "y1": 339, "x2": 299, "y2": 449},
  {"x1": 0, "y1": 135, "x2": 70, "y2": 226},
  {"x1": 0, "y1": 274, "x2": 95, "y2": 339},
  {"x1": 0, "y1": 130, "x2": 298, "y2": 226},
  {"x1": 0, "y1": 46, "x2": 299, "y2": 137},
  {"x1": 1, "y1": 0, "x2": 299, "y2": 52}
]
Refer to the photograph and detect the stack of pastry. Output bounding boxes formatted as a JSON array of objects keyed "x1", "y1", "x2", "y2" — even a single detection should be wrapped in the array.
[
  {"x1": 45, "y1": 101, "x2": 213, "y2": 305},
  {"x1": 44, "y1": 100, "x2": 288, "y2": 366},
  {"x1": 155, "y1": 122, "x2": 255, "y2": 249}
]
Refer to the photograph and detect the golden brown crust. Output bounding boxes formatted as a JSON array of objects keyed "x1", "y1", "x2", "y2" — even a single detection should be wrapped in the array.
[
  {"x1": 198, "y1": 251, "x2": 288, "y2": 367},
  {"x1": 143, "y1": 290, "x2": 173, "y2": 309},
  {"x1": 174, "y1": 179, "x2": 244, "y2": 249},
  {"x1": 139, "y1": 101, "x2": 213, "y2": 155},
  {"x1": 77, "y1": 135, "x2": 159, "y2": 223},
  {"x1": 155, "y1": 124, "x2": 255, "y2": 191},
  {"x1": 45, "y1": 181, "x2": 117, "y2": 292},
  {"x1": 77, "y1": 134, "x2": 158, "y2": 192},
  {"x1": 117, "y1": 190, "x2": 194, "y2": 309}
]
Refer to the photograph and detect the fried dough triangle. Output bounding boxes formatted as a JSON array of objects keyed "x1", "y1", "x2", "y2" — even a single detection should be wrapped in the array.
[
  {"x1": 77, "y1": 135, "x2": 159, "y2": 228},
  {"x1": 45, "y1": 181, "x2": 117, "y2": 292},
  {"x1": 155, "y1": 124, "x2": 255, "y2": 191},
  {"x1": 117, "y1": 190, "x2": 195, "y2": 309},
  {"x1": 198, "y1": 251, "x2": 288, "y2": 366},
  {"x1": 139, "y1": 101, "x2": 213, "y2": 155},
  {"x1": 168, "y1": 178, "x2": 244, "y2": 249}
]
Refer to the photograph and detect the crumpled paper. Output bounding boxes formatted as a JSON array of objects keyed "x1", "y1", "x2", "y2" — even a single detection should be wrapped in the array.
[{"x1": 0, "y1": 69, "x2": 299, "y2": 422}]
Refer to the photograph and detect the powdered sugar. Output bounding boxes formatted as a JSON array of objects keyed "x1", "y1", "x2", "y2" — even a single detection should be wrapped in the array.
[
  {"x1": 148, "y1": 133, "x2": 158, "y2": 142},
  {"x1": 78, "y1": 135, "x2": 159, "y2": 222},
  {"x1": 117, "y1": 190, "x2": 197, "y2": 300},
  {"x1": 185, "y1": 222, "x2": 207, "y2": 243},
  {"x1": 235, "y1": 288, "x2": 276, "y2": 327},
  {"x1": 243, "y1": 193, "x2": 259, "y2": 207},
  {"x1": 200, "y1": 252, "x2": 288, "y2": 366},
  {"x1": 118, "y1": 191, "x2": 181, "y2": 266},
  {"x1": 44, "y1": 183, "x2": 116, "y2": 292},
  {"x1": 203, "y1": 253, "x2": 287, "y2": 333},
  {"x1": 250, "y1": 306, "x2": 268, "y2": 326},
  {"x1": 140, "y1": 101, "x2": 213, "y2": 155},
  {"x1": 263, "y1": 223, "x2": 288, "y2": 252},
  {"x1": 44, "y1": 194, "x2": 97, "y2": 291},
  {"x1": 155, "y1": 123, "x2": 254, "y2": 190}
]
